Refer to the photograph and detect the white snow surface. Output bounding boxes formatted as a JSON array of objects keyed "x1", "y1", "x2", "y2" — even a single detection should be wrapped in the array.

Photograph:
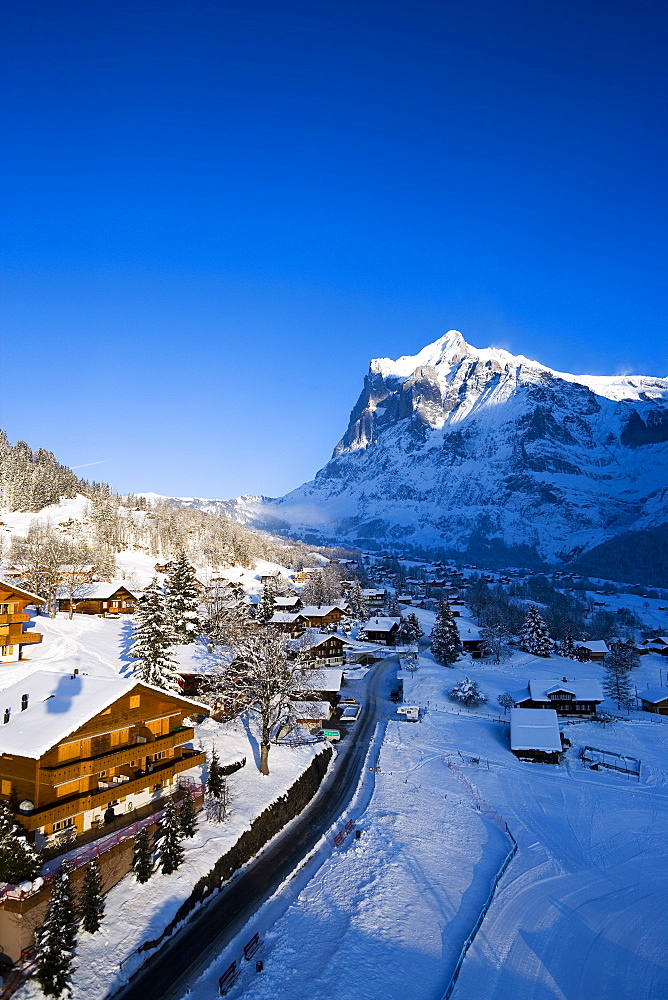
[{"x1": 183, "y1": 606, "x2": 668, "y2": 1000}]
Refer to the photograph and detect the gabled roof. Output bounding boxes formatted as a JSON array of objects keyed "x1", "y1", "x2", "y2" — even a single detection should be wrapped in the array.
[
  {"x1": 0, "y1": 670, "x2": 207, "y2": 759},
  {"x1": 642, "y1": 637, "x2": 668, "y2": 646},
  {"x1": 268, "y1": 612, "x2": 300, "y2": 625},
  {"x1": 298, "y1": 605, "x2": 341, "y2": 618},
  {"x1": 65, "y1": 581, "x2": 143, "y2": 601},
  {"x1": 528, "y1": 678, "x2": 603, "y2": 702},
  {"x1": 274, "y1": 597, "x2": 301, "y2": 608},
  {"x1": 364, "y1": 617, "x2": 400, "y2": 632},
  {"x1": 638, "y1": 687, "x2": 668, "y2": 704},
  {"x1": 510, "y1": 708, "x2": 562, "y2": 752},
  {"x1": 297, "y1": 668, "x2": 343, "y2": 692},
  {"x1": 0, "y1": 579, "x2": 46, "y2": 605},
  {"x1": 576, "y1": 640, "x2": 609, "y2": 654}
]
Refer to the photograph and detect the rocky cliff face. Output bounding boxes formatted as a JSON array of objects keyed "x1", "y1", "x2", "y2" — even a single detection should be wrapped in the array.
[
  {"x1": 180, "y1": 331, "x2": 668, "y2": 567},
  {"x1": 254, "y1": 331, "x2": 668, "y2": 563}
]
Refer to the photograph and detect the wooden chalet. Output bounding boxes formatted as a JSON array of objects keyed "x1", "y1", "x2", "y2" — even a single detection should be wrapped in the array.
[
  {"x1": 637, "y1": 688, "x2": 668, "y2": 715},
  {"x1": 362, "y1": 617, "x2": 400, "y2": 645},
  {"x1": 510, "y1": 708, "x2": 563, "y2": 764},
  {"x1": 297, "y1": 633, "x2": 346, "y2": 668},
  {"x1": 0, "y1": 580, "x2": 46, "y2": 664},
  {"x1": 513, "y1": 678, "x2": 603, "y2": 717},
  {"x1": 574, "y1": 640, "x2": 608, "y2": 661},
  {"x1": 639, "y1": 637, "x2": 668, "y2": 656},
  {"x1": 0, "y1": 670, "x2": 207, "y2": 848},
  {"x1": 274, "y1": 596, "x2": 303, "y2": 613},
  {"x1": 297, "y1": 605, "x2": 345, "y2": 629},
  {"x1": 292, "y1": 568, "x2": 316, "y2": 583},
  {"x1": 289, "y1": 700, "x2": 332, "y2": 729},
  {"x1": 361, "y1": 589, "x2": 385, "y2": 609},
  {"x1": 58, "y1": 582, "x2": 142, "y2": 616}
]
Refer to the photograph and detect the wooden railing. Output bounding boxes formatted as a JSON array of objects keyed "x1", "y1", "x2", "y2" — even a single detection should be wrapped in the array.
[
  {"x1": 18, "y1": 750, "x2": 206, "y2": 830},
  {"x1": 39, "y1": 727, "x2": 195, "y2": 783},
  {"x1": 0, "y1": 613, "x2": 30, "y2": 625}
]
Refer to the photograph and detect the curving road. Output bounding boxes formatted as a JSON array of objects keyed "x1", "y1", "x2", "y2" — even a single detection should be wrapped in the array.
[{"x1": 110, "y1": 654, "x2": 397, "y2": 1000}]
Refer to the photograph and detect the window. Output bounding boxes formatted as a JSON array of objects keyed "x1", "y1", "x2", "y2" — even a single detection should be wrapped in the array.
[
  {"x1": 130, "y1": 695, "x2": 140, "y2": 709},
  {"x1": 1, "y1": 646, "x2": 13, "y2": 657},
  {"x1": 111, "y1": 601, "x2": 120, "y2": 608},
  {"x1": 1, "y1": 781, "x2": 11, "y2": 795}
]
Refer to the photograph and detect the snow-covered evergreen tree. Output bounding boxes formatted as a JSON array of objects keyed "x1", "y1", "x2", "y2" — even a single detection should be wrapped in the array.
[
  {"x1": 558, "y1": 632, "x2": 577, "y2": 658},
  {"x1": 346, "y1": 581, "x2": 369, "y2": 622},
  {"x1": 178, "y1": 787, "x2": 198, "y2": 838},
  {"x1": 398, "y1": 612, "x2": 423, "y2": 644},
  {"x1": 603, "y1": 639, "x2": 639, "y2": 710},
  {"x1": 206, "y1": 747, "x2": 225, "y2": 799},
  {"x1": 480, "y1": 619, "x2": 512, "y2": 662},
  {"x1": 79, "y1": 860, "x2": 104, "y2": 934},
  {"x1": 519, "y1": 605, "x2": 553, "y2": 657},
  {"x1": 387, "y1": 594, "x2": 400, "y2": 617},
  {"x1": 35, "y1": 865, "x2": 77, "y2": 997},
  {"x1": 166, "y1": 552, "x2": 202, "y2": 643},
  {"x1": 131, "y1": 579, "x2": 181, "y2": 691},
  {"x1": 0, "y1": 800, "x2": 42, "y2": 884},
  {"x1": 449, "y1": 676, "x2": 487, "y2": 708},
  {"x1": 256, "y1": 578, "x2": 277, "y2": 623},
  {"x1": 159, "y1": 799, "x2": 184, "y2": 874},
  {"x1": 430, "y1": 600, "x2": 461, "y2": 665},
  {"x1": 133, "y1": 827, "x2": 154, "y2": 884}
]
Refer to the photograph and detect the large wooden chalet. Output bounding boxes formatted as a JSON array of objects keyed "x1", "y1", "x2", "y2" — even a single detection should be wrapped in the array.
[
  {"x1": 58, "y1": 582, "x2": 142, "y2": 616},
  {"x1": 0, "y1": 580, "x2": 45, "y2": 664},
  {"x1": 0, "y1": 670, "x2": 207, "y2": 848},
  {"x1": 297, "y1": 633, "x2": 346, "y2": 668},
  {"x1": 637, "y1": 688, "x2": 668, "y2": 715},
  {"x1": 514, "y1": 678, "x2": 603, "y2": 717},
  {"x1": 362, "y1": 617, "x2": 400, "y2": 645}
]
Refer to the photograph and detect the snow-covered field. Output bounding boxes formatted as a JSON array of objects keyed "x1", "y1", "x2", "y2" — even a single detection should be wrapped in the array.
[{"x1": 184, "y1": 610, "x2": 668, "y2": 1000}]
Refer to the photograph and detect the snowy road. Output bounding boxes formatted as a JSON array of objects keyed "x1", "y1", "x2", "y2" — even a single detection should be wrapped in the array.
[{"x1": 110, "y1": 654, "x2": 399, "y2": 1000}]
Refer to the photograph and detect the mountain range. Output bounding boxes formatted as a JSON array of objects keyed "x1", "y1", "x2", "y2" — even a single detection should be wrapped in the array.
[{"x1": 164, "y1": 331, "x2": 668, "y2": 580}]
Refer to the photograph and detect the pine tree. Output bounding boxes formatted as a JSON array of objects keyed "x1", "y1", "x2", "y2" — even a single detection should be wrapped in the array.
[
  {"x1": 131, "y1": 578, "x2": 181, "y2": 691},
  {"x1": 256, "y1": 578, "x2": 277, "y2": 623},
  {"x1": 603, "y1": 639, "x2": 639, "y2": 710},
  {"x1": 206, "y1": 747, "x2": 225, "y2": 799},
  {"x1": 0, "y1": 800, "x2": 42, "y2": 884},
  {"x1": 178, "y1": 787, "x2": 198, "y2": 838},
  {"x1": 35, "y1": 865, "x2": 77, "y2": 998},
  {"x1": 430, "y1": 600, "x2": 461, "y2": 665},
  {"x1": 387, "y1": 594, "x2": 400, "y2": 617},
  {"x1": 346, "y1": 581, "x2": 369, "y2": 622},
  {"x1": 166, "y1": 552, "x2": 202, "y2": 643},
  {"x1": 449, "y1": 677, "x2": 487, "y2": 708},
  {"x1": 519, "y1": 605, "x2": 553, "y2": 657},
  {"x1": 559, "y1": 632, "x2": 577, "y2": 658},
  {"x1": 79, "y1": 860, "x2": 104, "y2": 934},
  {"x1": 159, "y1": 799, "x2": 184, "y2": 875},
  {"x1": 133, "y1": 827, "x2": 154, "y2": 884}
]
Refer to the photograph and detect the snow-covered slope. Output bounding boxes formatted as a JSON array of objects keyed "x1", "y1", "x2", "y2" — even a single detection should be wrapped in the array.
[{"x1": 225, "y1": 331, "x2": 668, "y2": 564}]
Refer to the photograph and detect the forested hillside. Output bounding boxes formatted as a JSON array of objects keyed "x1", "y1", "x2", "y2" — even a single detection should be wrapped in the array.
[{"x1": 0, "y1": 431, "x2": 106, "y2": 512}]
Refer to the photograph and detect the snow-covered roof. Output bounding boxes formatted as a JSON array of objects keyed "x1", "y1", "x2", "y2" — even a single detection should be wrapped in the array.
[
  {"x1": 638, "y1": 688, "x2": 668, "y2": 704},
  {"x1": 0, "y1": 579, "x2": 46, "y2": 604},
  {"x1": 64, "y1": 581, "x2": 143, "y2": 600},
  {"x1": 364, "y1": 617, "x2": 399, "y2": 632},
  {"x1": 268, "y1": 612, "x2": 300, "y2": 625},
  {"x1": 298, "y1": 605, "x2": 341, "y2": 618},
  {"x1": 361, "y1": 589, "x2": 385, "y2": 597},
  {"x1": 289, "y1": 700, "x2": 332, "y2": 720},
  {"x1": 576, "y1": 640, "x2": 609, "y2": 654},
  {"x1": 0, "y1": 670, "x2": 208, "y2": 759},
  {"x1": 510, "y1": 708, "x2": 562, "y2": 752},
  {"x1": 527, "y1": 679, "x2": 603, "y2": 702},
  {"x1": 298, "y1": 631, "x2": 344, "y2": 652},
  {"x1": 642, "y1": 637, "x2": 668, "y2": 646},
  {"x1": 274, "y1": 597, "x2": 301, "y2": 608},
  {"x1": 298, "y1": 668, "x2": 343, "y2": 692}
]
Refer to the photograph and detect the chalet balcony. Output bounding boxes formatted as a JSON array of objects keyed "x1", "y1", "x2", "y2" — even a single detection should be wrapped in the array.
[
  {"x1": 18, "y1": 749, "x2": 206, "y2": 831},
  {"x1": 0, "y1": 613, "x2": 30, "y2": 626},
  {"x1": 18, "y1": 631, "x2": 42, "y2": 644},
  {"x1": 39, "y1": 726, "x2": 196, "y2": 783}
]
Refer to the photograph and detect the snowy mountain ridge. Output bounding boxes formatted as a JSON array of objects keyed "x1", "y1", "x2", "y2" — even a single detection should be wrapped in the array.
[{"x1": 154, "y1": 331, "x2": 668, "y2": 573}]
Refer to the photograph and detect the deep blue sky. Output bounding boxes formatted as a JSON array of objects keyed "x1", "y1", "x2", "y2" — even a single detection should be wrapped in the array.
[{"x1": 1, "y1": 0, "x2": 666, "y2": 499}]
